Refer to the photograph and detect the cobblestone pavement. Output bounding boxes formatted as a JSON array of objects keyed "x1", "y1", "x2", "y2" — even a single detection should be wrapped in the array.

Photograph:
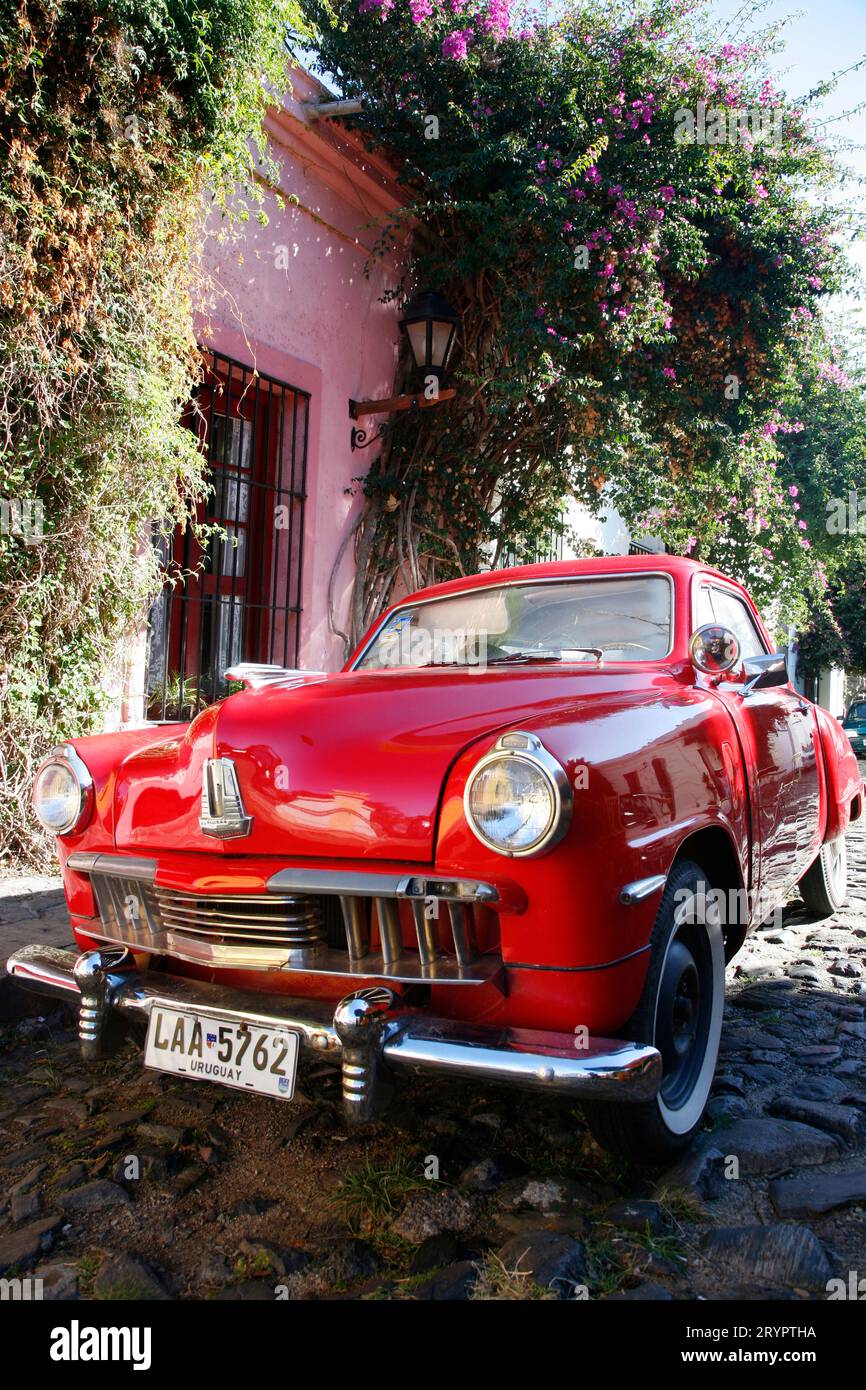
[
  {"x1": 1, "y1": 811, "x2": 865, "y2": 1302},
  {"x1": 0, "y1": 875, "x2": 68, "y2": 969}
]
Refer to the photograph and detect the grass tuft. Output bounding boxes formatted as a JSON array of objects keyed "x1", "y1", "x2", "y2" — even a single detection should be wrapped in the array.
[
  {"x1": 470, "y1": 1252, "x2": 558, "y2": 1301},
  {"x1": 330, "y1": 1151, "x2": 433, "y2": 1231}
]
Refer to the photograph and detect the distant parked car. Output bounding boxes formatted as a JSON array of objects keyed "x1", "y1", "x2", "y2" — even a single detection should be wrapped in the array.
[
  {"x1": 843, "y1": 699, "x2": 866, "y2": 759},
  {"x1": 8, "y1": 556, "x2": 864, "y2": 1164}
]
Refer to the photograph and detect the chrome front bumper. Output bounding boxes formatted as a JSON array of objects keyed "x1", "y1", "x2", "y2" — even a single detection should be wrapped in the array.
[{"x1": 6, "y1": 945, "x2": 661, "y2": 1119}]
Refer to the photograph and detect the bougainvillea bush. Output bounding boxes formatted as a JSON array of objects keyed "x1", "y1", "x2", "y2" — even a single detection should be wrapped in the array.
[
  {"x1": 772, "y1": 332, "x2": 866, "y2": 679},
  {"x1": 303, "y1": 0, "x2": 862, "y2": 647}
]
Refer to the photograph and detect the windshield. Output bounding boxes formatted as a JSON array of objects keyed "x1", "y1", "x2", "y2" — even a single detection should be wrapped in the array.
[
  {"x1": 847, "y1": 702, "x2": 866, "y2": 721},
  {"x1": 354, "y1": 575, "x2": 673, "y2": 670}
]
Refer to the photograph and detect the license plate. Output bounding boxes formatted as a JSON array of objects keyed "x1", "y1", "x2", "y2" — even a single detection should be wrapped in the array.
[{"x1": 144, "y1": 1006, "x2": 299, "y2": 1100}]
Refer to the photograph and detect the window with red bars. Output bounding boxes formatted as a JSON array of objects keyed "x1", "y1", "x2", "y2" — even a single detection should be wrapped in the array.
[{"x1": 146, "y1": 351, "x2": 310, "y2": 720}]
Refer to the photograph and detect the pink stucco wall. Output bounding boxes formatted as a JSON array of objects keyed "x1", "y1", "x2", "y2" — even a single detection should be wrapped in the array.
[{"x1": 193, "y1": 66, "x2": 406, "y2": 674}]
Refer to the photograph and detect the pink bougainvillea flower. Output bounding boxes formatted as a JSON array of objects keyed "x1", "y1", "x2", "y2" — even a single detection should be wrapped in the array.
[
  {"x1": 442, "y1": 28, "x2": 472, "y2": 59},
  {"x1": 482, "y1": 0, "x2": 510, "y2": 40},
  {"x1": 817, "y1": 361, "x2": 852, "y2": 389}
]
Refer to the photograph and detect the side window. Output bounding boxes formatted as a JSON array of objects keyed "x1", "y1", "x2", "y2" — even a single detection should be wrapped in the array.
[
  {"x1": 710, "y1": 588, "x2": 768, "y2": 660},
  {"x1": 695, "y1": 585, "x2": 716, "y2": 628}
]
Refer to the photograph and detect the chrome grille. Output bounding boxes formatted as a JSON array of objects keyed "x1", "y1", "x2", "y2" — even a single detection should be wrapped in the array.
[
  {"x1": 90, "y1": 873, "x2": 328, "y2": 967},
  {"x1": 84, "y1": 860, "x2": 502, "y2": 984},
  {"x1": 152, "y1": 889, "x2": 325, "y2": 948}
]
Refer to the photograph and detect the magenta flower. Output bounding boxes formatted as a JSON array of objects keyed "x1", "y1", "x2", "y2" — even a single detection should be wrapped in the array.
[
  {"x1": 817, "y1": 361, "x2": 852, "y2": 389},
  {"x1": 482, "y1": 0, "x2": 510, "y2": 39},
  {"x1": 442, "y1": 28, "x2": 472, "y2": 59}
]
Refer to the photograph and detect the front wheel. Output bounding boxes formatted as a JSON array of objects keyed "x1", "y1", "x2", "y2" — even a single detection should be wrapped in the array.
[
  {"x1": 797, "y1": 834, "x2": 848, "y2": 917},
  {"x1": 582, "y1": 860, "x2": 725, "y2": 1167}
]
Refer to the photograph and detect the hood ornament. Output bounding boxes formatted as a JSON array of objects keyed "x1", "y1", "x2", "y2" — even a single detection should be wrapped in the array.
[{"x1": 200, "y1": 757, "x2": 253, "y2": 839}]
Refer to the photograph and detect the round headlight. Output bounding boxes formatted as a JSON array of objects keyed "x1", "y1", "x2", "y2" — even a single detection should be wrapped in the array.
[
  {"x1": 32, "y1": 747, "x2": 92, "y2": 835},
  {"x1": 464, "y1": 732, "x2": 572, "y2": 857}
]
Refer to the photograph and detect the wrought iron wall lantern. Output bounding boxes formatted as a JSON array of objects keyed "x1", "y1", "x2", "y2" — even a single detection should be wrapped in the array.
[{"x1": 350, "y1": 290, "x2": 458, "y2": 451}]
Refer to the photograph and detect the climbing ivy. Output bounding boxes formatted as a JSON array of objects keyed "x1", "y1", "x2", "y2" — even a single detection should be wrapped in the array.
[{"x1": 0, "y1": 0, "x2": 308, "y2": 864}]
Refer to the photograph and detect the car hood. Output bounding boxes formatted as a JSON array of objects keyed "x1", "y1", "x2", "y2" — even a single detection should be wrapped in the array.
[{"x1": 112, "y1": 666, "x2": 668, "y2": 861}]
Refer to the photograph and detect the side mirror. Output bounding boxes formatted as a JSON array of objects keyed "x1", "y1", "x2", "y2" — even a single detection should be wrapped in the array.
[
  {"x1": 689, "y1": 624, "x2": 741, "y2": 675},
  {"x1": 742, "y1": 652, "x2": 789, "y2": 693}
]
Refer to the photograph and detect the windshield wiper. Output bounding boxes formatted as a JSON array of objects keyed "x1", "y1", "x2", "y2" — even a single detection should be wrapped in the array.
[
  {"x1": 486, "y1": 650, "x2": 561, "y2": 664},
  {"x1": 487, "y1": 648, "x2": 604, "y2": 667}
]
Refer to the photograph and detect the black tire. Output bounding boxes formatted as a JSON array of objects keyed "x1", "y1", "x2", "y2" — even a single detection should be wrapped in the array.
[
  {"x1": 582, "y1": 859, "x2": 725, "y2": 1167},
  {"x1": 798, "y1": 834, "x2": 848, "y2": 917}
]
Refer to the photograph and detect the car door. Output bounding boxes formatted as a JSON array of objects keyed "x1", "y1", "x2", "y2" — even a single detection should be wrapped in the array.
[{"x1": 699, "y1": 583, "x2": 822, "y2": 917}]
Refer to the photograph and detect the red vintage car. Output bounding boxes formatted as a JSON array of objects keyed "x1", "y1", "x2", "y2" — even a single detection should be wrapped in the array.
[{"x1": 9, "y1": 555, "x2": 863, "y2": 1163}]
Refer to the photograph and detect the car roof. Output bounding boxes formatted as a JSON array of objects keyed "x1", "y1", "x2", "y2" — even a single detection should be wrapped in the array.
[{"x1": 397, "y1": 553, "x2": 728, "y2": 608}]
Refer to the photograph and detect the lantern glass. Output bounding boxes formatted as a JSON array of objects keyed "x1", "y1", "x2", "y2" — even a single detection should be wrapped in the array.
[
  {"x1": 405, "y1": 320, "x2": 429, "y2": 371},
  {"x1": 430, "y1": 319, "x2": 455, "y2": 371},
  {"x1": 400, "y1": 291, "x2": 458, "y2": 378}
]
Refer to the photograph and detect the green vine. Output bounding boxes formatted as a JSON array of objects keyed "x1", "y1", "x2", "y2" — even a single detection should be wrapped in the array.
[{"x1": 0, "y1": 0, "x2": 309, "y2": 865}]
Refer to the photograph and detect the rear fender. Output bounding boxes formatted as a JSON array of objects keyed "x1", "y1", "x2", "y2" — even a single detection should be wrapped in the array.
[{"x1": 813, "y1": 706, "x2": 863, "y2": 841}]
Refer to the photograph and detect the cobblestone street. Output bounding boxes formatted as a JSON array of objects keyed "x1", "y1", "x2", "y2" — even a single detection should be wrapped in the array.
[{"x1": 1, "y1": 809, "x2": 865, "y2": 1301}]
